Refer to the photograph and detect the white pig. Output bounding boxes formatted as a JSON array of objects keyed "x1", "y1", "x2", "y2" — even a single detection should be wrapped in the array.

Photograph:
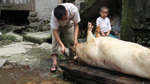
[{"x1": 72, "y1": 30, "x2": 150, "y2": 79}]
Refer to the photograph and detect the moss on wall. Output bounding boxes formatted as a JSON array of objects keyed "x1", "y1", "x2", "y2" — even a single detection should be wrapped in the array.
[
  {"x1": 121, "y1": 0, "x2": 150, "y2": 47},
  {"x1": 121, "y1": 0, "x2": 134, "y2": 41}
]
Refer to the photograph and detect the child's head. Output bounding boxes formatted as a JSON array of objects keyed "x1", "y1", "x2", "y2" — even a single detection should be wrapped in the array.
[{"x1": 99, "y1": 6, "x2": 109, "y2": 18}]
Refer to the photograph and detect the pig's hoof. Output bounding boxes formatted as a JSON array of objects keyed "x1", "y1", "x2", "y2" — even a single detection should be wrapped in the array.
[{"x1": 68, "y1": 56, "x2": 78, "y2": 63}]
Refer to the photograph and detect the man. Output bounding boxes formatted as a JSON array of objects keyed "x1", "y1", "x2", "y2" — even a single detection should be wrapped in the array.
[{"x1": 50, "y1": 3, "x2": 80, "y2": 72}]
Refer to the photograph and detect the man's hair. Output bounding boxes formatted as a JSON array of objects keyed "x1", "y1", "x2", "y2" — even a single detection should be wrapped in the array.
[
  {"x1": 99, "y1": 6, "x2": 109, "y2": 12},
  {"x1": 54, "y1": 5, "x2": 67, "y2": 20}
]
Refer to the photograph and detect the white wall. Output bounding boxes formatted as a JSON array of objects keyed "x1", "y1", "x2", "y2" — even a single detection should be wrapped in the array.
[{"x1": 35, "y1": 0, "x2": 61, "y2": 21}]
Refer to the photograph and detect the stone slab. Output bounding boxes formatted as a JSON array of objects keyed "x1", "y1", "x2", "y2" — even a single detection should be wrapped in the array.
[
  {"x1": 0, "y1": 59, "x2": 7, "y2": 68},
  {"x1": 23, "y1": 31, "x2": 51, "y2": 44}
]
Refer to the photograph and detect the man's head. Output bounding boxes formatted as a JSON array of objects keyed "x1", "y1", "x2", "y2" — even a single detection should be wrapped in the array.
[
  {"x1": 54, "y1": 5, "x2": 68, "y2": 21},
  {"x1": 99, "y1": 6, "x2": 109, "y2": 18}
]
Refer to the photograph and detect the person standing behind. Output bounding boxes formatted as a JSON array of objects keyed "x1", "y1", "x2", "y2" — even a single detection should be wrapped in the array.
[
  {"x1": 96, "y1": 6, "x2": 111, "y2": 37},
  {"x1": 50, "y1": 3, "x2": 81, "y2": 72}
]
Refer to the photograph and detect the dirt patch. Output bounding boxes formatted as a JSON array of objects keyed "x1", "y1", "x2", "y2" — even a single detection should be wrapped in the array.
[{"x1": 0, "y1": 62, "x2": 72, "y2": 84}]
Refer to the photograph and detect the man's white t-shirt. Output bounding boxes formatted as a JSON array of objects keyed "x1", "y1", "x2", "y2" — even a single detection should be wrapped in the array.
[
  {"x1": 50, "y1": 3, "x2": 81, "y2": 29},
  {"x1": 96, "y1": 17, "x2": 111, "y2": 33}
]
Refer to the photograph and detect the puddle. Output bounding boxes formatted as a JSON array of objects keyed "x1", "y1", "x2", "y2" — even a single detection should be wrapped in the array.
[{"x1": 0, "y1": 62, "x2": 72, "y2": 84}]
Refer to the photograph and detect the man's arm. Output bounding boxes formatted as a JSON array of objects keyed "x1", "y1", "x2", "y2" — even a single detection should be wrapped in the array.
[
  {"x1": 53, "y1": 29, "x2": 65, "y2": 53},
  {"x1": 74, "y1": 23, "x2": 79, "y2": 46}
]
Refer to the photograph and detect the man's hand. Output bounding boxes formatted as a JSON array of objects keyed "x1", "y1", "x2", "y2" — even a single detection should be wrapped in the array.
[
  {"x1": 60, "y1": 45, "x2": 66, "y2": 53},
  {"x1": 73, "y1": 40, "x2": 78, "y2": 47}
]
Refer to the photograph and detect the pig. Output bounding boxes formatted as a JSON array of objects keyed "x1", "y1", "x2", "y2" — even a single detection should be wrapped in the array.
[{"x1": 72, "y1": 29, "x2": 150, "y2": 79}]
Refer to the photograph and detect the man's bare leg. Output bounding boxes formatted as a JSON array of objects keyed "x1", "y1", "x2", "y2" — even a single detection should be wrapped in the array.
[{"x1": 51, "y1": 54, "x2": 57, "y2": 71}]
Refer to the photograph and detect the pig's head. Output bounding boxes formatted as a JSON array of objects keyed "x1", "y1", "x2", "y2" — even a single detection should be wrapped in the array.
[{"x1": 71, "y1": 43, "x2": 84, "y2": 57}]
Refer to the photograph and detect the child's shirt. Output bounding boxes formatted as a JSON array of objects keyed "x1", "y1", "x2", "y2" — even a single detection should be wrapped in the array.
[{"x1": 96, "y1": 17, "x2": 111, "y2": 33}]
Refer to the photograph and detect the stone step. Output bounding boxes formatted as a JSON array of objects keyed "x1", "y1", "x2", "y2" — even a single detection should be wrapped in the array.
[
  {"x1": 29, "y1": 11, "x2": 38, "y2": 17},
  {"x1": 23, "y1": 31, "x2": 52, "y2": 44},
  {"x1": 28, "y1": 17, "x2": 38, "y2": 22},
  {"x1": 6, "y1": 32, "x2": 23, "y2": 41}
]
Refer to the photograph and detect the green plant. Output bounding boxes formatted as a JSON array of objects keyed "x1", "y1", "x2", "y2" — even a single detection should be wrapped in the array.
[
  {"x1": 1, "y1": 31, "x2": 8, "y2": 34},
  {"x1": 0, "y1": 34, "x2": 17, "y2": 41}
]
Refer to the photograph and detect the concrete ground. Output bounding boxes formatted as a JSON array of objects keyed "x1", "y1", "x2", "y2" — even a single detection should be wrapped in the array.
[{"x1": 0, "y1": 42, "x2": 72, "y2": 84}]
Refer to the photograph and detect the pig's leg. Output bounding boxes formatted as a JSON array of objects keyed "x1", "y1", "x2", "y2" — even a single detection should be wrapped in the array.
[
  {"x1": 87, "y1": 22, "x2": 96, "y2": 42},
  {"x1": 87, "y1": 22, "x2": 93, "y2": 31}
]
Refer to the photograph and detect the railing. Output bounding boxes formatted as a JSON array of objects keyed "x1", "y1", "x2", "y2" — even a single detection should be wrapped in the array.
[
  {"x1": 2, "y1": 0, "x2": 30, "y2": 4},
  {"x1": 1, "y1": 0, "x2": 35, "y2": 11}
]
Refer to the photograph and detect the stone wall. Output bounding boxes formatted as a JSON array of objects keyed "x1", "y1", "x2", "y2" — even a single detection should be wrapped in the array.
[
  {"x1": 121, "y1": 0, "x2": 150, "y2": 47},
  {"x1": 35, "y1": 0, "x2": 60, "y2": 21}
]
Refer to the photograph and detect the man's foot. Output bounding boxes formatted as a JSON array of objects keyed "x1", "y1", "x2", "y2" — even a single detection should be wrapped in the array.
[{"x1": 50, "y1": 65, "x2": 57, "y2": 72}]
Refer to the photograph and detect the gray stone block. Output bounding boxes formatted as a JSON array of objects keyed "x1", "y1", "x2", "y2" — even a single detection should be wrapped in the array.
[
  {"x1": 26, "y1": 28, "x2": 36, "y2": 32},
  {"x1": 131, "y1": 23, "x2": 144, "y2": 29},
  {"x1": 6, "y1": 32, "x2": 23, "y2": 41},
  {"x1": 148, "y1": 26, "x2": 150, "y2": 29},
  {"x1": 144, "y1": 0, "x2": 150, "y2": 18},
  {"x1": 29, "y1": 22, "x2": 39, "y2": 28},
  {"x1": 42, "y1": 23, "x2": 50, "y2": 31},
  {"x1": 23, "y1": 31, "x2": 52, "y2": 44},
  {"x1": 28, "y1": 17, "x2": 38, "y2": 22},
  {"x1": 147, "y1": 41, "x2": 150, "y2": 46},
  {"x1": 137, "y1": 38, "x2": 142, "y2": 44},
  {"x1": 141, "y1": 41, "x2": 147, "y2": 45},
  {"x1": 29, "y1": 12, "x2": 38, "y2": 17},
  {"x1": 136, "y1": 36, "x2": 140, "y2": 41},
  {"x1": 139, "y1": 32, "x2": 148, "y2": 38},
  {"x1": 143, "y1": 37, "x2": 149, "y2": 41}
]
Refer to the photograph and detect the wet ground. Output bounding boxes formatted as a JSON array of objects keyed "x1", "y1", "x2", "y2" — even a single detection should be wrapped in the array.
[
  {"x1": 0, "y1": 42, "x2": 73, "y2": 84},
  {"x1": 0, "y1": 62, "x2": 71, "y2": 84}
]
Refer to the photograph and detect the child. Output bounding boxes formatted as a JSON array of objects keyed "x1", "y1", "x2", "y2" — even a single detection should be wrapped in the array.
[{"x1": 96, "y1": 6, "x2": 111, "y2": 37}]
